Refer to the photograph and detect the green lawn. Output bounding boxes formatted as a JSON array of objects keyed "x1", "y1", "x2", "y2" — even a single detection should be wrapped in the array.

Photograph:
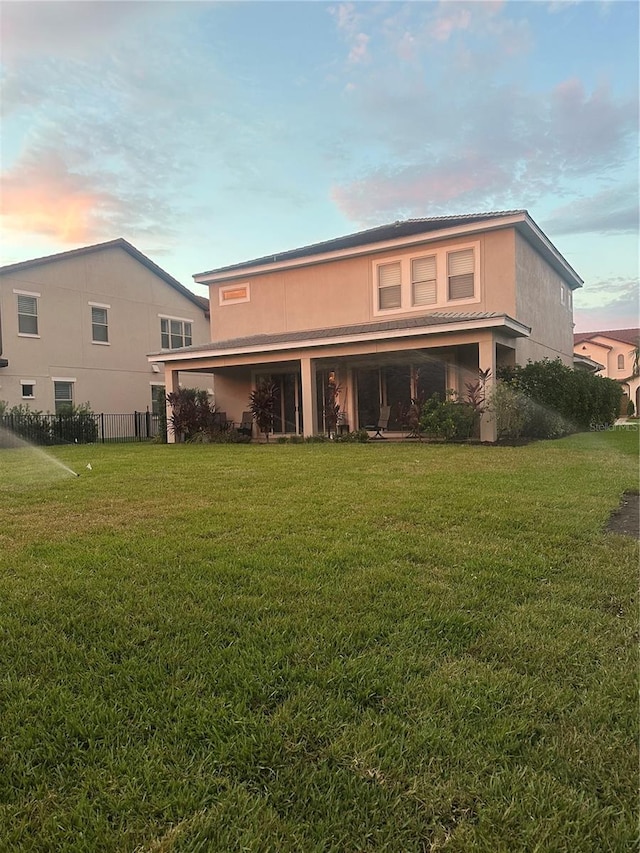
[{"x1": 0, "y1": 431, "x2": 637, "y2": 852}]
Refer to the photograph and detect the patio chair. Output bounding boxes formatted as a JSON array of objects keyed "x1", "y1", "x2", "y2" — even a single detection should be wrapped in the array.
[
  {"x1": 238, "y1": 411, "x2": 254, "y2": 437},
  {"x1": 367, "y1": 405, "x2": 391, "y2": 440},
  {"x1": 212, "y1": 411, "x2": 229, "y2": 431}
]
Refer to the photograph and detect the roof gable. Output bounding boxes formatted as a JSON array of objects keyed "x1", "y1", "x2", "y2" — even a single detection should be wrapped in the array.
[
  {"x1": 574, "y1": 328, "x2": 640, "y2": 348},
  {"x1": 0, "y1": 238, "x2": 209, "y2": 315}
]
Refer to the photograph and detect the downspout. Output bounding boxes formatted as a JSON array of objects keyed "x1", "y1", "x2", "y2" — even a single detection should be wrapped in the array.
[{"x1": 0, "y1": 305, "x2": 8, "y2": 368}]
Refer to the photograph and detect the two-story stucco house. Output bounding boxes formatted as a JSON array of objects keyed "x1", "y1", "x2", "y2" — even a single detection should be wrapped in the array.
[
  {"x1": 573, "y1": 329, "x2": 640, "y2": 414},
  {"x1": 0, "y1": 239, "x2": 211, "y2": 415},
  {"x1": 149, "y1": 211, "x2": 582, "y2": 442}
]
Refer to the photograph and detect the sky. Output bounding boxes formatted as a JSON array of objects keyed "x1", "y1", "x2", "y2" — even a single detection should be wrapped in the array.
[{"x1": 1, "y1": 0, "x2": 638, "y2": 332}]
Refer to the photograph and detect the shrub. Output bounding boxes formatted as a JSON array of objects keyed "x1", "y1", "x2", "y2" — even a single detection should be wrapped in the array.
[
  {"x1": 626, "y1": 399, "x2": 635, "y2": 418},
  {"x1": 0, "y1": 403, "x2": 99, "y2": 445},
  {"x1": 498, "y1": 359, "x2": 623, "y2": 434},
  {"x1": 489, "y1": 382, "x2": 530, "y2": 440},
  {"x1": 334, "y1": 429, "x2": 370, "y2": 443},
  {"x1": 420, "y1": 392, "x2": 476, "y2": 441}
]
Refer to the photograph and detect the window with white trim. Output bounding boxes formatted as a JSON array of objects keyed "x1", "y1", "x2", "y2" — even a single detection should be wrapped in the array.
[
  {"x1": 560, "y1": 285, "x2": 565, "y2": 305},
  {"x1": 160, "y1": 318, "x2": 192, "y2": 349},
  {"x1": 378, "y1": 262, "x2": 401, "y2": 310},
  {"x1": 54, "y1": 381, "x2": 74, "y2": 414},
  {"x1": 412, "y1": 256, "x2": 437, "y2": 306},
  {"x1": 21, "y1": 382, "x2": 35, "y2": 399},
  {"x1": 448, "y1": 249, "x2": 474, "y2": 300},
  {"x1": 17, "y1": 294, "x2": 39, "y2": 335},
  {"x1": 91, "y1": 306, "x2": 109, "y2": 343}
]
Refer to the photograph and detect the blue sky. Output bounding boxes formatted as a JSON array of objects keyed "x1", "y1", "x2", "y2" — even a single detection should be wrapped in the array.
[{"x1": 1, "y1": 0, "x2": 638, "y2": 331}]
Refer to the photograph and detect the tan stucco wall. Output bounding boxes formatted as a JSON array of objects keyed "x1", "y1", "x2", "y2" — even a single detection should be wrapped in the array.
[
  {"x1": 0, "y1": 246, "x2": 211, "y2": 413},
  {"x1": 574, "y1": 337, "x2": 636, "y2": 381},
  {"x1": 208, "y1": 230, "x2": 519, "y2": 342},
  {"x1": 514, "y1": 233, "x2": 575, "y2": 364}
]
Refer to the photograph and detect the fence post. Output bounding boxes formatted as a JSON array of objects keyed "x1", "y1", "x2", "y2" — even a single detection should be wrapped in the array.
[
  {"x1": 101, "y1": 412, "x2": 105, "y2": 443},
  {"x1": 146, "y1": 408, "x2": 151, "y2": 439},
  {"x1": 134, "y1": 411, "x2": 140, "y2": 440}
]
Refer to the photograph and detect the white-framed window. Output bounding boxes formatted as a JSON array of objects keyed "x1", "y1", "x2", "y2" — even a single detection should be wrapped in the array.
[
  {"x1": 372, "y1": 242, "x2": 479, "y2": 316},
  {"x1": 447, "y1": 249, "x2": 475, "y2": 300},
  {"x1": 560, "y1": 284, "x2": 565, "y2": 304},
  {"x1": 15, "y1": 291, "x2": 39, "y2": 336},
  {"x1": 90, "y1": 303, "x2": 109, "y2": 343},
  {"x1": 53, "y1": 379, "x2": 74, "y2": 414},
  {"x1": 21, "y1": 381, "x2": 35, "y2": 399},
  {"x1": 219, "y1": 283, "x2": 251, "y2": 306},
  {"x1": 378, "y1": 262, "x2": 402, "y2": 310},
  {"x1": 160, "y1": 317, "x2": 193, "y2": 349},
  {"x1": 412, "y1": 256, "x2": 437, "y2": 306}
]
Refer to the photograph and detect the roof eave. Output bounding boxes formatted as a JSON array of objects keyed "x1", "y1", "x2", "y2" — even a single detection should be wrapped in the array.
[{"x1": 149, "y1": 314, "x2": 530, "y2": 363}]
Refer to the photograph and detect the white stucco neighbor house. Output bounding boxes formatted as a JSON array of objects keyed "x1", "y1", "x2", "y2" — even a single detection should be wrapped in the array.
[{"x1": 0, "y1": 239, "x2": 211, "y2": 415}]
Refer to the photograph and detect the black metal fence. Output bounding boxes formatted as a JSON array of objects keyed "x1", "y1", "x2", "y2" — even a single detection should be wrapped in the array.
[{"x1": 0, "y1": 411, "x2": 164, "y2": 446}]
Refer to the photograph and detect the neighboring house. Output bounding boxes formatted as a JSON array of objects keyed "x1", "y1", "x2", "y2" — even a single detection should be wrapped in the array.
[
  {"x1": 149, "y1": 210, "x2": 582, "y2": 442},
  {"x1": 0, "y1": 239, "x2": 211, "y2": 415},
  {"x1": 573, "y1": 329, "x2": 640, "y2": 413}
]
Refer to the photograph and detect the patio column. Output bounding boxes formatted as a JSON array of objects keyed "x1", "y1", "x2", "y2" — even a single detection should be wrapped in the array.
[
  {"x1": 478, "y1": 336, "x2": 497, "y2": 443},
  {"x1": 165, "y1": 367, "x2": 180, "y2": 444},
  {"x1": 300, "y1": 356, "x2": 317, "y2": 437}
]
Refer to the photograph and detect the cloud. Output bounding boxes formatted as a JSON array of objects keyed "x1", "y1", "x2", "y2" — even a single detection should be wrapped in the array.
[
  {"x1": 542, "y1": 187, "x2": 640, "y2": 236},
  {"x1": 573, "y1": 277, "x2": 639, "y2": 332},
  {"x1": 331, "y1": 73, "x2": 637, "y2": 225},
  {"x1": 0, "y1": 1, "x2": 167, "y2": 65},
  {"x1": 0, "y1": 149, "x2": 123, "y2": 243}
]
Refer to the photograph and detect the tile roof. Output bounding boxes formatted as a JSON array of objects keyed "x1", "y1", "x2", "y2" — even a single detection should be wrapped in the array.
[
  {"x1": 196, "y1": 211, "x2": 527, "y2": 277},
  {"x1": 574, "y1": 329, "x2": 640, "y2": 347},
  {"x1": 151, "y1": 311, "x2": 526, "y2": 357},
  {"x1": 0, "y1": 238, "x2": 210, "y2": 315}
]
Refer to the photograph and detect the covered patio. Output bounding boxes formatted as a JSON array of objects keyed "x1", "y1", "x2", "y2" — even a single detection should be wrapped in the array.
[{"x1": 149, "y1": 313, "x2": 530, "y2": 443}]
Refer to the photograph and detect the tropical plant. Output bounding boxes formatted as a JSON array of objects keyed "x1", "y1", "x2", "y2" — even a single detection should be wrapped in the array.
[
  {"x1": 248, "y1": 379, "x2": 279, "y2": 441},
  {"x1": 166, "y1": 387, "x2": 216, "y2": 442},
  {"x1": 324, "y1": 372, "x2": 341, "y2": 437}
]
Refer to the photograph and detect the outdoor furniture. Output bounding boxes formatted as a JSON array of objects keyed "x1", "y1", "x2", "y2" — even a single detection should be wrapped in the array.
[
  {"x1": 238, "y1": 411, "x2": 253, "y2": 437},
  {"x1": 366, "y1": 405, "x2": 391, "y2": 439},
  {"x1": 212, "y1": 411, "x2": 230, "y2": 431}
]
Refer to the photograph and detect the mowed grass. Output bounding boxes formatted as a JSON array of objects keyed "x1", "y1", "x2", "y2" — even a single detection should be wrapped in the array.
[{"x1": 0, "y1": 431, "x2": 637, "y2": 852}]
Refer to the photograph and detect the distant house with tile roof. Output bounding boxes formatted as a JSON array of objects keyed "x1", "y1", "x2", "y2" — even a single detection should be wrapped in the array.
[
  {"x1": 149, "y1": 210, "x2": 582, "y2": 442},
  {"x1": 574, "y1": 329, "x2": 640, "y2": 414},
  {"x1": 0, "y1": 239, "x2": 210, "y2": 414}
]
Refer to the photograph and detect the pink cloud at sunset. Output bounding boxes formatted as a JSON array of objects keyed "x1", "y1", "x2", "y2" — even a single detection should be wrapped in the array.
[
  {"x1": 331, "y1": 158, "x2": 508, "y2": 224},
  {"x1": 1, "y1": 151, "x2": 119, "y2": 244}
]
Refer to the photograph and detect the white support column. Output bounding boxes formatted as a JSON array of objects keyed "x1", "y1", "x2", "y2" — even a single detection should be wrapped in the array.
[
  {"x1": 300, "y1": 357, "x2": 317, "y2": 437},
  {"x1": 165, "y1": 367, "x2": 180, "y2": 444},
  {"x1": 478, "y1": 336, "x2": 497, "y2": 443}
]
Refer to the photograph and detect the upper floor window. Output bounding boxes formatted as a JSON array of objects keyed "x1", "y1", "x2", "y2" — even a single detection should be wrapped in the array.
[
  {"x1": 16, "y1": 292, "x2": 39, "y2": 335},
  {"x1": 91, "y1": 305, "x2": 109, "y2": 343},
  {"x1": 372, "y1": 242, "x2": 479, "y2": 316},
  {"x1": 378, "y1": 262, "x2": 401, "y2": 310},
  {"x1": 160, "y1": 317, "x2": 192, "y2": 349},
  {"x1": 21, "y1": 381, "x2": 35, "y2": 399},
  {"x1": 448, "y1": 249, "x2": 474, "y2": 300},
  {"x1": 53, "y1": 380, "x2": 74, "y2": 414},
  {"x1": 618, "y1": 354, "x2": 625, "y2": 370},
  {"x1": 412, "y1": 256, "x2": 437, "y2": 306}
]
